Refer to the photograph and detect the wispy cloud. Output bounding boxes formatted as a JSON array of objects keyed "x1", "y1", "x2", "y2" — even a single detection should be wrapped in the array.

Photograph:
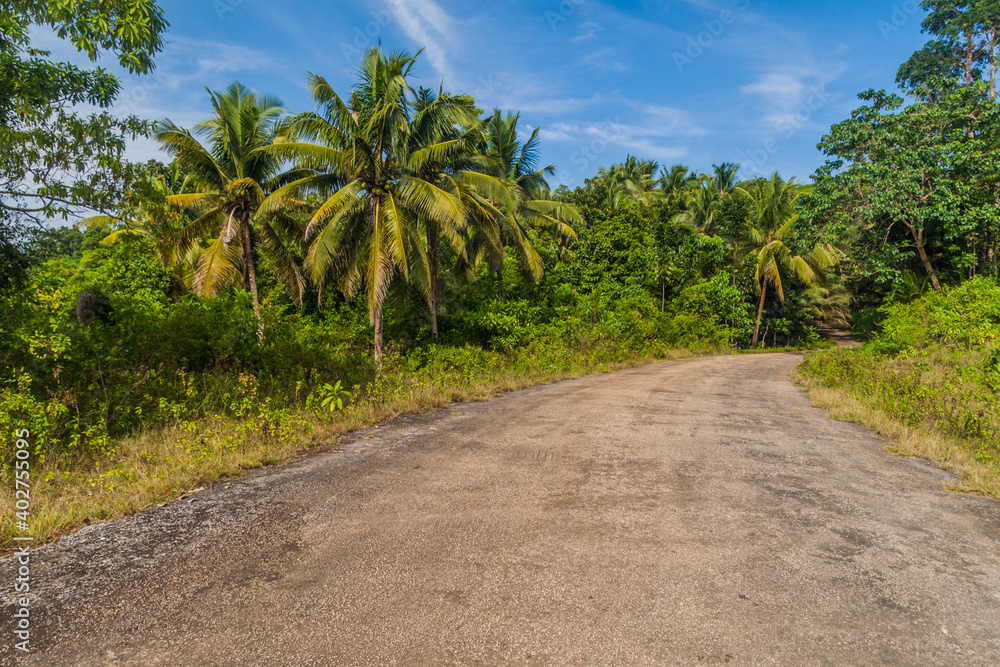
[
  {"x1": 538, "y1": 121, "x2": 580, "y2": 143},
  {"x1": 388, "y1": 0, "x2": 457, "y2": 82},
  {"x1": 112, "y1": 37, "x2": 298, "y2": 120},
  {"x1": 739, "y1": 59, "x2": 847, "y2": 128},
  {"x1": 494, "y1": 92, "x2": 608, "y2": 115},
  {"x1": 530, "y1": 103, "x2": 704, "y2": 172},
  {"x1": 581, "y1": 46, "x2": 626, "y2": 72},
  {"x1": 639, "y1": 104, "x2": 710, "y2": 137},
  {"x1": 572, "y1": 19, "x2": 603, "y2": 42}
]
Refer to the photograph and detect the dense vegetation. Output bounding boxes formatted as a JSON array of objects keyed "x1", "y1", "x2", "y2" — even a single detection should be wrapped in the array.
[
  {"x1": 802, "y1": 278, "x2": 999, "y2": 448},
  {"x1": 1, "y1": 0, "x2": 999, "y2": 540},
  {"x1": 796, "y1": 1, "x2": 1000, "y2": 497}
]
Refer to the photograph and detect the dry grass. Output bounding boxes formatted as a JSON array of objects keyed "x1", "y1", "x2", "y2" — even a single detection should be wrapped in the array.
[
  {"x1": 2, "y1": 344, "x2": 834, "y2": 553},
  {"x1": 794, "y1": 371, "x2": 1000, "y2": 501},
  {"x1": 0, "y1": 348, "x2": 697, "y2": 553}
]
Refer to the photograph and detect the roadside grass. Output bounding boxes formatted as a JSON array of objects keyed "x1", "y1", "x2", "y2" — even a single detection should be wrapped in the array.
[
  {"x1": 794, "y1": 368, "x2": 1000, "y2": 502},
  {"x1": 1, "y1": 337, "x2": 836, "y2": 553},
  {"x1": 0, "y1": 345, "x2": 701, "y2": 552}
]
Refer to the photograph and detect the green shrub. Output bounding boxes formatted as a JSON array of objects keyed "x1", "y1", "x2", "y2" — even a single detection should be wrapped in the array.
[
  {"x1": 801, "y1": 278, "x2": 1000, "y2": 449},
  {"x1": 664, "y1": 272, "x2": 752, "y2": 350},
  {"x1": 876, "y1": 277, "x2": 1000, "y2": 353}
]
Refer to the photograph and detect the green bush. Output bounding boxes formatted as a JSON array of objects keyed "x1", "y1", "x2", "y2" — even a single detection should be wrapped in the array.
[
  {"x1": 801, "y1": 277, "x2": 1000, "y2": 449},
  {"x1": 876, "y1": 277, "x2": 1000, "y2": 353},
  {"x1": 664, "y1": 272, "x2": 752, "y2": 350}
]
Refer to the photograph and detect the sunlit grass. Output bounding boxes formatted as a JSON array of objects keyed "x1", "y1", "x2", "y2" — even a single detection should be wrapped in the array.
[
  {"x1": 794, "y1": 370, "x2": 1000, "y2": 502},
  {"x1": 0, "y1": 345, "x2": 701, "y2": 552}
]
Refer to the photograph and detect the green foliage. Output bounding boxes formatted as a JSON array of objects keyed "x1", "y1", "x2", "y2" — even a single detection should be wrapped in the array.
[
  {"x1": 1, "y1": 0, "x2": 167, "y2": 224},
  {"x1": 874, "y1": 276, "x2": 1000, "y2": 354},
  {"x1": 812, "y1": 83, "x2": 1000, "y2": 301},
  {"x1": 801, "y1": 277, "x2": 1000, "y2": 449},
  {"x1": 0, "y1": 373, "x2": 56, "y2": 463},
  {"x1": 569, "y1": 205, "x2": 657, "y2": 291},
  {"x1": 473, "y1": 299, "x2": 541, "y2": 350},
  {"x1": 665, "y1": 272, "x2": 754, "y2": 349},
  {"x1": 0, "y1": 46, "x2": 844, "y2": 488},
  {"x1": 660, "y1": 233, "x2": 730, "y2": 289},
  {"x1": 316, "y1": 380, "x2": 354, "y2": 413}
]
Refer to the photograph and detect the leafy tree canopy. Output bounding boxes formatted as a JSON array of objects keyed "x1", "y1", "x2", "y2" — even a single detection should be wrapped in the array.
[{"x1": 0, "y1": 0, "x2": 168, "y2": 224}]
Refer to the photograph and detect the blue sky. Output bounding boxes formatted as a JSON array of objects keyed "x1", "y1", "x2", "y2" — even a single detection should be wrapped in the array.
[{"x1": 45, "y1": 0, "x2": 930, "y2": 187}]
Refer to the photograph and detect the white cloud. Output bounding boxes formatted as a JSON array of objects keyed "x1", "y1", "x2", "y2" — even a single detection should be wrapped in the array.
[
  {"x1": 531, "y1": 104, "x2": 705, "y2": 175},
  {"x1": 387, "y1": 0, "x2": 457, "y2": 83},
  {"x1": 640, "y1": 104, "x2": 710, "y2": 137},
  {"x1": 494, "y1": 93, "x2": 608, "y2": 115},
  {"x1": 109, "y1": 37, "x2": 299, "y2": 126},
  {"x1": 739, "y1": 60, "x2": 847, "y2": 129},
  {"x1": 536, "y1": 122, "x2": 579, "y2": 142},
  {"x1": 741, "y1": 73, "x2": 804, "y2": 102},
  {"x1": 581, "y1": 46, "x2": 626, "y2": 72},
  {"x1": 572, "y1": 19, "x2": 603, "y2": 42}
]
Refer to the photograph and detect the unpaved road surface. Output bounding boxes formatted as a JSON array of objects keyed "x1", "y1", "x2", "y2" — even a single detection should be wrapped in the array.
[
  {"x1": 813, "y1": 324, "x2": 862, "y2": 349},
  {"x1": 3, "y1": 353, "x2": 1000, "y2": 666}
]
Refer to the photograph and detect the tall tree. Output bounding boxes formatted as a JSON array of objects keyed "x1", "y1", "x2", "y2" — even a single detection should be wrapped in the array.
[
  {"x1": 658, "y1": 164, "x2": 691, "y2": 197},
  {"x1": 405, "y1": 87, "x2": 514, "y2": 338},
  {"x1": 595, "y1": 156, "x2": 661, "y2": 208},
  {"x1": 897, "y1": 1, "x2": 1000, "y2": 97},
  {"x1": 711, "y1": 162, "x2": 740, "y2": 194},
  {"x1": 261, "y1": 49, "x2": 466, "y2": 365},
  {"x1": 673, "y1": 184, "x2": 722, "y2": 235},
  {"x1": 813, "y1": 86, "x2": 1000, "y2": 293},
  {"x1": 154, "y1": 83, "x2": 307, "y2": 339},
  {"x1": 1, "y1": 0, "x2": 167, "y2": 226},
  {"x1": 79, "y1": 161, "x2": 201, "y2": 293},
  {"x1": 477, "y1": 110, "x2": 581, "y2": 299},
  {"x1": 737, "y1": 175, "x2": 838, "y2": 348}
]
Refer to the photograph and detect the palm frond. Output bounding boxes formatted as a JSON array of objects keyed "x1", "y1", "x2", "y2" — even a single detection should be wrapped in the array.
[{"x1": 259, "y1": 220, "x2": 307, "y2": 305}]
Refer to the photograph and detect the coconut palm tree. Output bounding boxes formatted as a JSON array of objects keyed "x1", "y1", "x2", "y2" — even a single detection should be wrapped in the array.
[
  {"x1": 673, "y1": 183, "x2": 722, "y2": 235},
  {"x1": 711, "y1": 162, "x2": 740, "y2": 194},
  {"x1": 260, "y1": 49, "x2": 466, "y2": 365},
  {"x1": 476, "y1": 109, "x2": 581, "y2": 299},
  {"x1": 659, "y1": 164, "x2": 691, "y2": 198},
  {"x1": 404, "y1": 87, "x2": 514, "y2": 338},
  {"x1": 79, "y1": 161, "x2": 201, "y2": 291},
  {"x1": 804, "y1": 281, "x2": 852, "y2": 329},
  {"x1": 596, "y1": 155, "x2": 661, "y2": 208},
  {"x1": 736, "y1": 174, "x2": 838, "y2": 348},
  {"x1": 153, "y1": 82, "x2": 307, "y2": 340}
]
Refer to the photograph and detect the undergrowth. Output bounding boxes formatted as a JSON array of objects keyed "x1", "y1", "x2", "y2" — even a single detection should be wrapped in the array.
[{"x1": 797, "y1": 277, "x2": 1000, "y2": 497}]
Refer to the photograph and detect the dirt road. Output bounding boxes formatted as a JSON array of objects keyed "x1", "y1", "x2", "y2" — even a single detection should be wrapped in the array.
[{"x1": 3, "y1": 353, "x2": 1000, "y2": 665}]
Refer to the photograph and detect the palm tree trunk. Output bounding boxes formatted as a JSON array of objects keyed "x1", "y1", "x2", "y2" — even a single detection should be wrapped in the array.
[
  {"x1": 752, "y1": 280, "x2": 768, "y2": 349},
  {"x1": 373, "y1": 303, "x2": 384, "y2": 369},
  {"x1": 661, "y1": 279, "x2": 665, "y2": 313},
  {"x1": 427, "y1": 221, "x2": 439, "y2": 339},
  {"x1": 497, "y1": 263, "x2": 504, "y2": 303},
  {"x1": 240, "y1": 210, "x2": 264, "y2": 345},
  {"x1": 732, "y1": 245, "x2": 739, "y2": 287}
]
